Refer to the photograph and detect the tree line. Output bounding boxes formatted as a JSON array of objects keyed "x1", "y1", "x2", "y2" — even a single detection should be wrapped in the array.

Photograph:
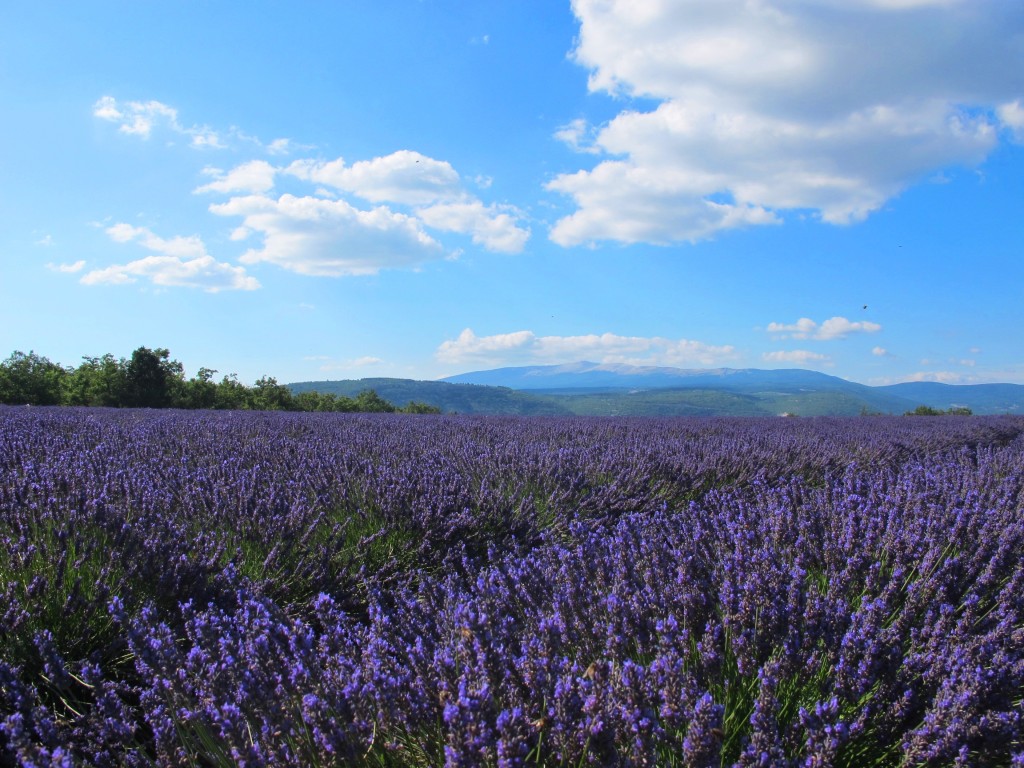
[
  {"x1": 0, "y1": 348, "x2": 440, "y2": 413},
  {"x1": 904, "y1": 404, "x2": 973, "y2": 416}
]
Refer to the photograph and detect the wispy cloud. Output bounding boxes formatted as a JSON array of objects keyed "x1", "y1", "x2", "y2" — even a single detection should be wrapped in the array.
[
  {"x1": 998, "y1": 100, "x2": 1024, "y2": 140},
  {"x1": 46, "y1": 260, "x2": 86, "y2": 274},
  {"x1": 902, "y1": 370, "x2": 980, "y2": 384},
  {"x1": 93, "y1": 96, "x2": 224, "y2": 148},
  {"x1": 437, "y1": 328, "x2": 737, "y2": 367},
  {"x1": 554, "y1": 118, "x2": 602, "y2": 154},
  {"x1": 81, "y1": 223, "x2": 258, "y2": 292},
  {"x1": 195, "y1": 161, "x2": 277, "y2": 195},
  {"x1": 315, "y1": 356, "x2": 386, "y2": 372},
  {"x1": 762, "y1": 350, "x2": 830, "y2": 364},
  {"x1": 96, "y1": 99, "x2": 531, "y2": 278},
  {"x1": 93, "y1": 95, "x2": 304, "y2": 153}
]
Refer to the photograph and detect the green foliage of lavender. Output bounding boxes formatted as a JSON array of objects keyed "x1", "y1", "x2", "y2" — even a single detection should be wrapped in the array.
[{"x1": 1, "y1": 408, "x2": 1023, "y2": 766}]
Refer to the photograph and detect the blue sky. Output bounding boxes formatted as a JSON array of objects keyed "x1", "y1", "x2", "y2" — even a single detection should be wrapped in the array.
[{"x1": 2, "y1": 0, "x2": 1023, "y2": 386}]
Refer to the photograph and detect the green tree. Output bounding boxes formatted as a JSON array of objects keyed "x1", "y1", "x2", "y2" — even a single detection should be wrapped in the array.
[
  {"x1": 62, "y1": 354, "x2": 126, "y2": 407},
  {"x1": 293, "y1": 389, "x2": 363, "y2": 412},
  {"x1": 250, "y1": 376, "x2": 295, "y2": 411},
  {"x1": 176, "y1": 367, "x2": 219, "y2": 409},
  {"x1": 124, "y1": 347, "x2": 182, "y2": 408},
  {"x1": 0, "y1": 350, "x2": 68, "y2": 405},
  {"x1": 402, "y1": 401, "x2": 441, "y2": 414},
  {"x1": 214, "y1": 373, "x2": 251, "y2": 410},
  {"x1": 905, "y1": 404, "x2": 973, "y2": 416},
  {"x1": 354, "y1": 389, "x2": 396, "y2": 413}
]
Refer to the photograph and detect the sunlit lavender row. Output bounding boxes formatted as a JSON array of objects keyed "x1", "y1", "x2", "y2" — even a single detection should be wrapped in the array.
[{"x1": 1, "y1": 407, "x2": 1023, "y2": 766}]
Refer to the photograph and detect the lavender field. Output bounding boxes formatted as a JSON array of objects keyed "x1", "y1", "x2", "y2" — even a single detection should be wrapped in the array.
[{"x1": 1, "y1": 407, "x2": 1023, "y2": 766}]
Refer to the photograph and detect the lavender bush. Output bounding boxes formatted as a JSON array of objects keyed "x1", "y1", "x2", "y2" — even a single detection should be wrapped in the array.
[{"x1": 1, "y1": 407, "x2": 1022, "y2": 766}]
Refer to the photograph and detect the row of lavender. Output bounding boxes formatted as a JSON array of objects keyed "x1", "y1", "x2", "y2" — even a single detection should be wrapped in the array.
[{"x1": 1, "y1": 407, "x2": 1022, "y2": 766}]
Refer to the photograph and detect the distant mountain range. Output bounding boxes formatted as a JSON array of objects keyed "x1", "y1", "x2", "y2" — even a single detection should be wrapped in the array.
[{"x1": 288, "y1": 362, "x2": 1024, "y2": 417}]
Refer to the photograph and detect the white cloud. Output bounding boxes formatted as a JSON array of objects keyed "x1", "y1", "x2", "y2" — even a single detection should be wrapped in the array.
[
  {"x1": 816, "y1": 316, "x2": 883, "y2": 340},
  {"x1": 766, "y1": 316, "x2": 881, "y2": 340},
  {"x1": 209, "y1": 194, "x2": 442, "y2": 277},
  {"x1": 82, "y1": 223, "x2": 259, "y2": 292},
  {"x1": 267, "y1": 138, "x2": 293, "y2": 155},
  {"x1": 555, "y1": 118, "x2": 602, "y2": 154},
  {"x1": 766, "y1": 318, "x2": 819, "y2": 338},
  {"x1": 437, "y1": 328, "x2": 737, "y2": 367},
  {"x1": 317, "y1": 356, "x2": 386, "y2": 371},
  {"x1": 416, "y1": 201, "x2": 530, "y2": 253},
  {"x1": 872, "y1": 346, "x2": 889, "y2": 356},
  {"x1": 194, "y1": 150, "x2": 534, "y2": 263},
  {"x1": 762, "y1": 350, "x2": 830, "y2": 364},
  {"x1": 96, "y1": 99, "x2": 529, "y2": 270},
  {"x1": 902, "y1": 370, "x2": 978, "y2": 384},
  {"x1": 351, "y1": 356, "x2": 384, "y2": 367},
  {"x1": 549, "y1": 1, "x2": 1021, "y2": 245},
  {"x1": 195, "y1": 161, "x2": 277, "y2": 194},
  {"x1": 285, "y1": 151, "x2": 530, "y2": 252},
  {"x1": 93, "y1": 96, "x2": 177, "y2": 138},
  {"x1": 93, "y1": 96, "x2": 224, "y2": 148},
  {"x1": 46, "y1": 260, "x2": 86, "y2": 274},
  {"x1": 997, "y1": 100, "x2": 1024, "y2": 140},
  {"x1": 287, "y1": 150, "x2": 463, "y2": 206}
]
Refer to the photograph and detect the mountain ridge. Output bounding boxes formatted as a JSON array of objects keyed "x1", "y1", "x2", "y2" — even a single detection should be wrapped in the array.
[{"x1": 289, "y1": 363, "x2": 1024, "y2": 417}]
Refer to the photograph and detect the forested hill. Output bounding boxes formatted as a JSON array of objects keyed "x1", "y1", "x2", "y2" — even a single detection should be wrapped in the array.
[{"x1": 288, "y1": 378, "x2": 572, "y2": 415}]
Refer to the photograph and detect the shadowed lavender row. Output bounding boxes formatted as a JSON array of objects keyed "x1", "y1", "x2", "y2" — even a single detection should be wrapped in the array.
[{"x1": 1, "y1": 407, "x2": 1022, "y2": 765}]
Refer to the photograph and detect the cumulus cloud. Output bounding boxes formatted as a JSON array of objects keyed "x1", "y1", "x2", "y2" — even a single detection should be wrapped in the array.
[
  {"x1": 209, "y1": 194, "x2": 442, "y2": 277},
  {"x1": 82, "y1": 223, "x2": 259, "y2": 292},
  {"x1": 287, "y1": 151, "x2": 463, "y2": 206},
  {"x1": 437, "y1": 328, "x2": 737, "y2": 367},
  {"x1": 762, "y1": 350, "x2": 830, "y2": 364},
  {"x1": 283, "y1": 151, "x2": 531, "y2": 251},
  {"x1": 766, "y1": 316, "x2": 882, "y2": 340},
  {"x1": 416, "y1": 201, "x2": 530, "y2": 253},
  {"x1": 872, "y1": 346, "x2": 890, "y2": 356},
  {"x1": 196, "y1": 150, "x2": 531, "y2": 270},
  {"x1": 548, "y1": 1, "x2": 1023, "y2": 245}
]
